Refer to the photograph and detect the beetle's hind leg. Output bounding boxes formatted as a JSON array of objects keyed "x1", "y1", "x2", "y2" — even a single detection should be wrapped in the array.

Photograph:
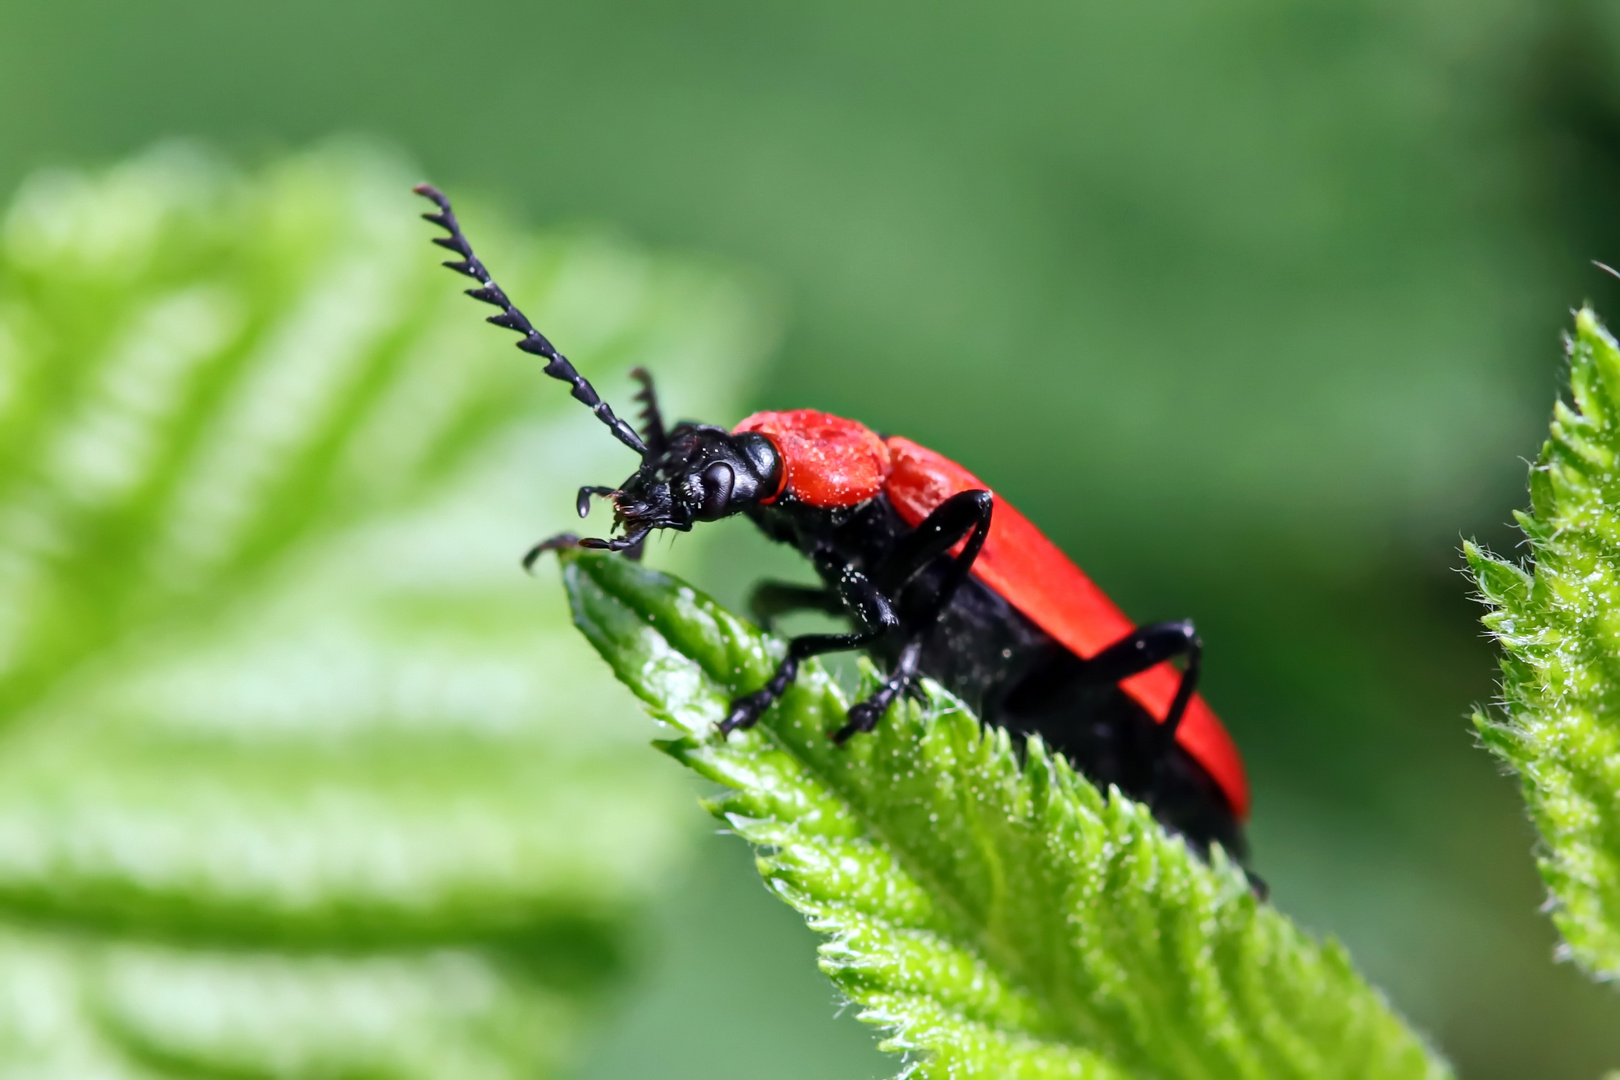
[{"x1": 1074, "y1": 620, "x2": 1202, "y2": 743}]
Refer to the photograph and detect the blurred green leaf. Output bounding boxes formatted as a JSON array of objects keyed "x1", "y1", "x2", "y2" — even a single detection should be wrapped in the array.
[
  {"x1": 563, "y1": 551, "x2": 1450, "y2": 1080},
  {"x1": 0, "y1": 143, "x2": 773, "y2": 1077},
  {"x1": 1469, "y1": 306, "x2": 1620, "y2": 980}
]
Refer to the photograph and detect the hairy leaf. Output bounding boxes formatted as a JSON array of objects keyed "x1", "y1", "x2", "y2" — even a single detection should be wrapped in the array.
[
  {"x1": 563, "y1": 550, "x2": 1449, "y2": 1080},
  {"x1": 1468, "y1": 306, "x2": 1620, "y2": 979},
  {"x1": 0, "y1": 143, "x2": 772, "y2": 1078}
]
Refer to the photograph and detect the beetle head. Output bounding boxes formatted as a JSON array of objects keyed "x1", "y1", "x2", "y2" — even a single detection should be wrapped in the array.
[{"x1": 580, "y1": 425, "x2": 781, "y2": 551}]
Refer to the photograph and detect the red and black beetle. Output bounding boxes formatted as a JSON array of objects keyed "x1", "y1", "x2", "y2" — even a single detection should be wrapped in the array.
[{"x1": 416, "y1": 185, "x2": 1251, "y2": 865}]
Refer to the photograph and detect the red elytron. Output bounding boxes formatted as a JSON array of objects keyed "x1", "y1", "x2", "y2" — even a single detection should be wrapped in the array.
[{"x1": 739, "y1": 410, "x2": 1249, "y2": 822}]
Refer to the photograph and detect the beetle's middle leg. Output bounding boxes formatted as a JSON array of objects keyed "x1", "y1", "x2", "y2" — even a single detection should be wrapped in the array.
[{"x1": 831, "y1": 489, "x2": 993, "y2": 742}]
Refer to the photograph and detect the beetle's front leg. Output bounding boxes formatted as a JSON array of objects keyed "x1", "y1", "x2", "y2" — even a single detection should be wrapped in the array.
[
  {"x1": 747, "y1": 580, "x2": 846, "y2": 631},
  {"x1": 719, "y1": 551, "x2": 898, "y2": 736}
]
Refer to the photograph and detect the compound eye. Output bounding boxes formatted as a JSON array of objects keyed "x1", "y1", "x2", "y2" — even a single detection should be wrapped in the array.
[{"x1": 698, "y1": 462, "x2": 735, "y2": 519}]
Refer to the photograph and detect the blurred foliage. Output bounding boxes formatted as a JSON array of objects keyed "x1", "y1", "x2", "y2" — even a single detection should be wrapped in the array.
[
  {"x1": 1470, "y1": 308, "x2": 1620, "y2": 981},
  {"x1": 0, "y1": 144, "x2": 771, "y2": 1078},
  {"x1": 565, "y1": 550, "x2": 1449, "y2": 1080},
  {"x1": 5, "y1": 0, "x2": 1620, "y2": 1077}
]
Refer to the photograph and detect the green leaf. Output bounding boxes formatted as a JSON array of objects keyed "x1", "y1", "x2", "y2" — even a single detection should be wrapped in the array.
[
  {"x1": 0, "y1": 143, "x2": 773, "y2": 1077},
  {"x1": 1469, "y1": 306, "x2": 1620, "y2": 980},
  {"x1": 563, "y1": 550, "x2": 1450, "y2": 1080}
]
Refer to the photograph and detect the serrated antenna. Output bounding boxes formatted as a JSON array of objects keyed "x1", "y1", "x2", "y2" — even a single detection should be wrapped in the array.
[
  {"x1": 413, "y1": 184, "x2": 648, "y2": 458},
  {"x1": 629, "y1": 367, "x2": 668, "y2": 456}
]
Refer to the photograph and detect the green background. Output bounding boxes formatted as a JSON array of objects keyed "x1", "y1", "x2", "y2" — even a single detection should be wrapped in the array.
[{"x1": 4, "y1": 0, "x2": 1620, "y2": 1075}]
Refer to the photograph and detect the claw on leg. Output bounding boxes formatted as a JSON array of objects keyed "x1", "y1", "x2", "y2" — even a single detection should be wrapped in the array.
[
  {"x1": 831, "y1": 683, "x2": 902, "y2": 744},
  {"x1": 831, "y1": 642, "x2": 920, "y2": 744},
  {"x1": 830, "y1": 700, "x2": 882, "y2": 744},
  {"x1": 522, "y1": 532, "x2": 582, "y2": 571},
  {"x1": 717, "y1": 691, "x2": 770, "y2": 738}
]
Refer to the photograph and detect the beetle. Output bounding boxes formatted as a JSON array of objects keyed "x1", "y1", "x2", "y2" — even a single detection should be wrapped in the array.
[{"x1": 414, "y1": 184, "x2": 1251, "y2": 865}]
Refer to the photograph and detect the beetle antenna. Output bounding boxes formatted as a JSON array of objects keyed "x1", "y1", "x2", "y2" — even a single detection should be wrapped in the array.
[
  {"x1": 629, "y1": 367, "x2": 668, "y2": 455},
  {"x1": 413, "y1": 184, "x2": 648, "y2": 458}
]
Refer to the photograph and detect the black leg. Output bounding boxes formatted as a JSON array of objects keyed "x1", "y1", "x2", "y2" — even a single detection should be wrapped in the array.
[
  {"x1": 723, "y1": 491, "x2": 994, "y2": 741},
  {"x1": 1076, "y1": 620, "x2": 1202, "y2": 741},
  {"x1": 576, "y1": 485, "x2": 618, "y2": 519},
  {"x1": 572, "y1": 485, "x2": 645, "y2": 557},
  {"x1": 719, "y1": 551, "x2": 898, "y2": 736},
  {"x1": 523, "y1": 516, "x2": 679, "y2": 567},
  {"x1": 1244, "y1": 869, "x2": 1269, "y2": 901},
  {"x1": 874, "y1": 489, "x2": 994, "y2": 597},
  {"x1": 832, "y1": 639, "x2": 922, "y2": 743},
  {"x1": 523, "y1": 532, "x2": 583, "y2": 571},
  {"x1": 719, "y1": 629, "x2": 887, "y2": 736},
  {"x1": 837, "y1": 490, "x2": 992, "y2": 734},
  {"x1": 749, "y1": 581, "x2": 845, "y2": 631}
]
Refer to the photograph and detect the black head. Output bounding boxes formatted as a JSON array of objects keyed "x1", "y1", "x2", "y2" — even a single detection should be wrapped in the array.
[
  {"x1": 581, "y1": 425, "x2": 781, "y2": 551},
  {"x1": 414, "y1": 185, "x2": 782, "y2": 556}
]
